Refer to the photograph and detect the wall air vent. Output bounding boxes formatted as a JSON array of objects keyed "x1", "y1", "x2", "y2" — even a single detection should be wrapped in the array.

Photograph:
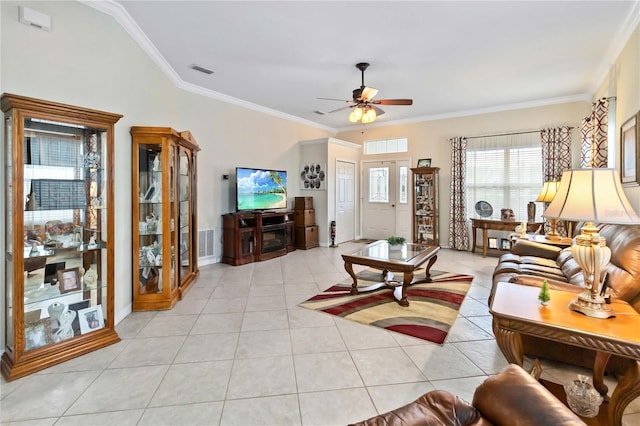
[{"x1": 190, "y1": 64, "x2": 215, "y2": 75}]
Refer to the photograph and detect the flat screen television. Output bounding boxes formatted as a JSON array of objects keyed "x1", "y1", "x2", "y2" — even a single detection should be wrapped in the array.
[{"x1": 236, "y1": 167, "x2": 287, "y2": 211}]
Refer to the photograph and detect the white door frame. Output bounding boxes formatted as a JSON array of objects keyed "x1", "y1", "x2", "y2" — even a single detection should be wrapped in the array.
[{"x1": 359, "y1": 157, "x2": 412, "y2": 239}]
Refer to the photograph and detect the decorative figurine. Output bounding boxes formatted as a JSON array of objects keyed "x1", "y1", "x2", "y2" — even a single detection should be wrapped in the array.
[
  {"x1": 330, "y1": 220, "x2": 337, "y2": 247},
  {"x1": 538, "y1": 279, "x2": 551, "y2": 306}
]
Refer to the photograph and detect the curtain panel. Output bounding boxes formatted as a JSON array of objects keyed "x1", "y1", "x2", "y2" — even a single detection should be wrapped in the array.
[
  {"x1": 540, "y1": 126, "x2": 573, "y2": 236},
  {"x1": 580, "y1": 98, "x2": 609, "y2": 168},
  {"x1": 449, "y1": 137, "x2": 469, "y2": 250}
]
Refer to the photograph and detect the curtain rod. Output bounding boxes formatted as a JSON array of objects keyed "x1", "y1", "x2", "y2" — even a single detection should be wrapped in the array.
[{"x1": 453, "y1": 126, "x2": 574, "y2": 141}]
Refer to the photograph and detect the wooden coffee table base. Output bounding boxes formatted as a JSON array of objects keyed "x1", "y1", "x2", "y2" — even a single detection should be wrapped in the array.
[{"x1": 344, "y1": 254, "x2": 438, "y2": 307}]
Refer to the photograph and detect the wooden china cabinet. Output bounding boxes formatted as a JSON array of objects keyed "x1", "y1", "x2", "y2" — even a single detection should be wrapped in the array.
[
  {"x1": 130, "y1": 127, "x2": 200, "y2": 311},
  {"x1": 411, "y1": 167, "x2": 439, "y2": 245},
  {"x1": 1, "y1": 93, "x2": 122, "y2": 381}
]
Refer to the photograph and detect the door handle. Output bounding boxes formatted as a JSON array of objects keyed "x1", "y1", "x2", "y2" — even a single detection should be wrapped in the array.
[{"x1": 392, "y1": 204, "x2": 395, "y2": 208}]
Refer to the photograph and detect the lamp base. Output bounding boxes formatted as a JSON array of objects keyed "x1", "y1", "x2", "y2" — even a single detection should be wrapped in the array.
[{"x1": 568, "y1": 290, "x2": 615, "y2": 319}]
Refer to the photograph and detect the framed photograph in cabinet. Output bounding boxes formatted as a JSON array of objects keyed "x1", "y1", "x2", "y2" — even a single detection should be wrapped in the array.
[
  {"x1": 488, "y1": 237, "x2": 498, "y2": 249},
  {"x1": 68, "y1": 300, "x2": 90, "y2": 336},
  {"x1": 621, "y1": 112, "x2": 639, "y2": 186},
  {"x1": 78, "y1": 305, "x2": 105, "y2": 334},
  {"x1": 57, "y1": 268, "x2": 81, "y2": 294},
  {"x1": 25, "y1": 318, "x2": 53, "y2": 351},
  {"x1": 417, "y1": 158, "x2": 432, "y2": 167}
]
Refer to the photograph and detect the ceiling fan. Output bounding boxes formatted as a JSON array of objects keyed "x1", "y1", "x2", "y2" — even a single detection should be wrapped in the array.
[{"x1": 318, "y1": 62, "x2": 413, "y2": 124}]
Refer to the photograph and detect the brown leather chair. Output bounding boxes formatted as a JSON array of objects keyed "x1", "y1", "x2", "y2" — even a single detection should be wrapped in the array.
[{"x1": 350, "y1": 364, "x2": 584, "y2": 426}]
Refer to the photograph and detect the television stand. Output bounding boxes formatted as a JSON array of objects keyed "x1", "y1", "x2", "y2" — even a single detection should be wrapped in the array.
[{"x1": 222, "y1": 211, "x2": 295, "y2": 265}]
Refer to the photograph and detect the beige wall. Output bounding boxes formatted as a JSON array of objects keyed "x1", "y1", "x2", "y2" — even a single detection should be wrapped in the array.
[
  {"x1": 336, "y1": 102, "x2": 591, "y2": 245},
  {"x1": 594, "y1": 25, "x2": 640, "y2": 209}
]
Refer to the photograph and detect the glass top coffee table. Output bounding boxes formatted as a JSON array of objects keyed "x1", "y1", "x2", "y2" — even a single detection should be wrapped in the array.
[{"x1": 341, "y1": 240, "x2": 440, "y2": 306}]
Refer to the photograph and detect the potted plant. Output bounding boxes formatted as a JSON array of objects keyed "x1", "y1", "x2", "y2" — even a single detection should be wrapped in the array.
[{"x1": 386, "y1": 236, "x2": 406, "y2": 251}]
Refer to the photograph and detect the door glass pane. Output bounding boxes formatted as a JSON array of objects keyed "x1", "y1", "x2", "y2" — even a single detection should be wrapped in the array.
[
  {"x1": 368, "y1": 167, "x2": 389, "y2": 203},
  {"x1": 399, "y1": 166, "x2": 408, "y2": 204}
]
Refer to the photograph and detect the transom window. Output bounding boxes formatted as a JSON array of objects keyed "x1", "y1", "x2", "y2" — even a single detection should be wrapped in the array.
[{"x1": 364, "y1": 137, "x2": 408, "y2": 155}]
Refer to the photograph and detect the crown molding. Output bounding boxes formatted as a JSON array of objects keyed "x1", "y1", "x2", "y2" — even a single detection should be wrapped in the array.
[
  {"x1": 335, "y1": 94, "x2": 592, "y2": 132},
  {"x1": 589, "y1": 0, "x2": 640, "y2": 95},
  {"x1": 78, "y1": 0, "x2": 336, "y2": 133}
]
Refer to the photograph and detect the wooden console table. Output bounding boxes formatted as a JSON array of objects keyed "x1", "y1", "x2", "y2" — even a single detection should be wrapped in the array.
[
  {"x1": 471, "y1": 218, "x2": 542, "y2": 257},
  {"x1": 490, "y1": 282, "x2": 640, "y2": 426}
]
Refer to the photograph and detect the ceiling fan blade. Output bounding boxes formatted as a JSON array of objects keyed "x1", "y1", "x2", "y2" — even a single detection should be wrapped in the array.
[
  {"x1": 317, "y1": 97, "x2": 351, "y2": 102},
  {"x1": 372, "y1": 105, "x2": 385, "y2": 116},
  {"x1": 372, "y1": 99, "x2": 413, "y2": 105},
  {"x1": 326, "y1": 105, "x2": 353, "y2": 114}
]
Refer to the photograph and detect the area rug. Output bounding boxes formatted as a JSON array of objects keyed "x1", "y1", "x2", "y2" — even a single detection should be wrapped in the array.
[{"x1": 299, "y1": 268, "x2": 473, "y2": 345}]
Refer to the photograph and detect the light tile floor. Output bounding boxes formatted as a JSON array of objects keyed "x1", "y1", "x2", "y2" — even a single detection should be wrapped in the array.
[{"x1": 2, "y1": 244, "x2": 639, "y2": 425}]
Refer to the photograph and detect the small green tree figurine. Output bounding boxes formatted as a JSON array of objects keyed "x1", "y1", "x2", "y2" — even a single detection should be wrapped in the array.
[{"x1": 538, "y1": 279, "x2": 551, "y2": 306}]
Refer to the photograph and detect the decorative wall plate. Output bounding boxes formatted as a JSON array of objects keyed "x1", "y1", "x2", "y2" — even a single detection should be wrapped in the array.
[{"x1": 475, "y1": 201, "x2": 493, "y2": 217}]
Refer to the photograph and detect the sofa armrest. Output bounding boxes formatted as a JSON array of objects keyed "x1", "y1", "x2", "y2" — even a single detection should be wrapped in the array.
[
  {"x1": 472, "y1": 364, "x2": 585, "y2": 426},
  {"x1": 511, "y1": 239, "x2": 563, "y2": 260}
]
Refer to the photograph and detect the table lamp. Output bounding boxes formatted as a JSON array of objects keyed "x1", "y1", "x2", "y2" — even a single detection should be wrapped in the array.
[
  {"x1": 535, "y1": 181, "x2": 559, "y2": 239},
  {"x1": 542, "y1": 168, "x2": 640, "y2": 319}
]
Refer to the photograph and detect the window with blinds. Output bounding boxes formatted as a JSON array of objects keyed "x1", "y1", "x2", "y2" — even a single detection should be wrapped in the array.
[{"x1": 466, "y1": 133, "x2": 542, "y2": 221}]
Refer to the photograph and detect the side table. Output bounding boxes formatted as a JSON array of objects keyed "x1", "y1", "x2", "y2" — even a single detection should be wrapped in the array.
[
  {"x1": 471, "y1": 218, "x2": 542, "y2": 257},
  {"x1": 490, "y1": 282, "x2": 640, "y2": 426}
]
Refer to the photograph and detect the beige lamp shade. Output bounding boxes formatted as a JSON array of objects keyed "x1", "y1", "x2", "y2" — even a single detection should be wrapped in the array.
[
  {"x1": 535, "y1": 181, "x2": 559, "y2": 203},
  {"x1": 542, "y1": 168, "x2": 640, "y2": 224}
]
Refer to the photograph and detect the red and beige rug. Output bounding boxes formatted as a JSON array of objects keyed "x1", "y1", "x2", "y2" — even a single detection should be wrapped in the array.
[{"x1": 299, "y1": 268, "x2": 474, "y2": 345}]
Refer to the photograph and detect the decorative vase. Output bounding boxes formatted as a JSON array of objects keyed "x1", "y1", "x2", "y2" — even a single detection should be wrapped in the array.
[
  {"x1": 540, "y1": 301, "x2": 549, "y2": 306},
  {"x1": 389, "y1": 244, "x2": 404, "y2": 251},
  {"x1": 527, "y1": 201, "x2": 536, "y2": 222},
  {"x1": 48, "y1": 302, "x2": 66, "y2": 329}
]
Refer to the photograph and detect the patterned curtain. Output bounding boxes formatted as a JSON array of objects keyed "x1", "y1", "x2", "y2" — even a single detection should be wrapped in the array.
[
  {"x1": 541, "y1": 126, "x2": 573, "y2": 236},
  {"x1": 449, "y1": 137, "x2": 469, "y2": 250},
  {"x1": 541, "y1": 126, "x2": 572, "y2": 180},
  {"x1": 580, "y1": 98, "x2": 609, "y2": 168}
]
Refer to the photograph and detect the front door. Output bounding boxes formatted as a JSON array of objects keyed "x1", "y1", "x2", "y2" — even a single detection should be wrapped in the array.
[
  {"x1": 336, "y1": 160, "x2": 356, "y2": 243},
  {"x1": 362, "y1": 161, "x2": 397, "y2": 239}
]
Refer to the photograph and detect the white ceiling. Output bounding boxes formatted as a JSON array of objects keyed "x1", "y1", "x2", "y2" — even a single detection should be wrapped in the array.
[{"x1": 93, "y1": 1, "x2": 639, "y2": 131}]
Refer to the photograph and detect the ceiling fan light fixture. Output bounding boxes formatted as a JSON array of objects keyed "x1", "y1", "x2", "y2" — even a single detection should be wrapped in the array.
[
  {"x1": 361, "y1": 107, "x2": 377, "y2": 124},
  {"x1": 349, "y1": 106, "x2": 364, "y2": 123}
]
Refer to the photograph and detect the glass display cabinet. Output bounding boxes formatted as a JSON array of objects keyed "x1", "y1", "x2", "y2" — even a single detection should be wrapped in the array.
[
  {"x1": 411, "y1": 167, "x2": 440, "y2": 245},
  {"x1": 1, "y1": 93, "x2": 122, "y2": 381},
  {"x1": 131, "y1": 127, "x2": 199, "y2": 311}
]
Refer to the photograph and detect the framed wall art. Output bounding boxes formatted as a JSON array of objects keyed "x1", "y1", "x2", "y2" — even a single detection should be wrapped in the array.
[
  {"x1": 417, "y1": 158, "x2": 432, "y2": 167},
  {"x1": 300, "y1": 163, "x2": 326, "y2": 190},
  {"x1": 621, "y1": 112, "x2": 640, "y2": 186}
]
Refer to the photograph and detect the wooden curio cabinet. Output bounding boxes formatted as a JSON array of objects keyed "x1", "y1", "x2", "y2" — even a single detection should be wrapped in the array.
[
  {"x1": 411, "y1": 167, "x2": 439, "y2": 245},
  {"x1": 1, "y1": 93, "x2": 122, "y2": 381},
  {"x1": 131, "y1": 127, "x2": 200, "y2": 311}
]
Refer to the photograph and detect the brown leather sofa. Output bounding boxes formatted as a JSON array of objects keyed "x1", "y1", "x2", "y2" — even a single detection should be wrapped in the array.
[
  {"x1": 492, "y1": 223, "x2": 640, "y2": 371},
  {"x1": 350, "y1": 364, "x2": 585, "y2": 426}
]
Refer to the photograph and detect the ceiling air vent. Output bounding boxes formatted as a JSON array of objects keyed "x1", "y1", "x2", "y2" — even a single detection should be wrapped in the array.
[{"x1": 190, "y1": 64, "x2": 214, "y2": 75}]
